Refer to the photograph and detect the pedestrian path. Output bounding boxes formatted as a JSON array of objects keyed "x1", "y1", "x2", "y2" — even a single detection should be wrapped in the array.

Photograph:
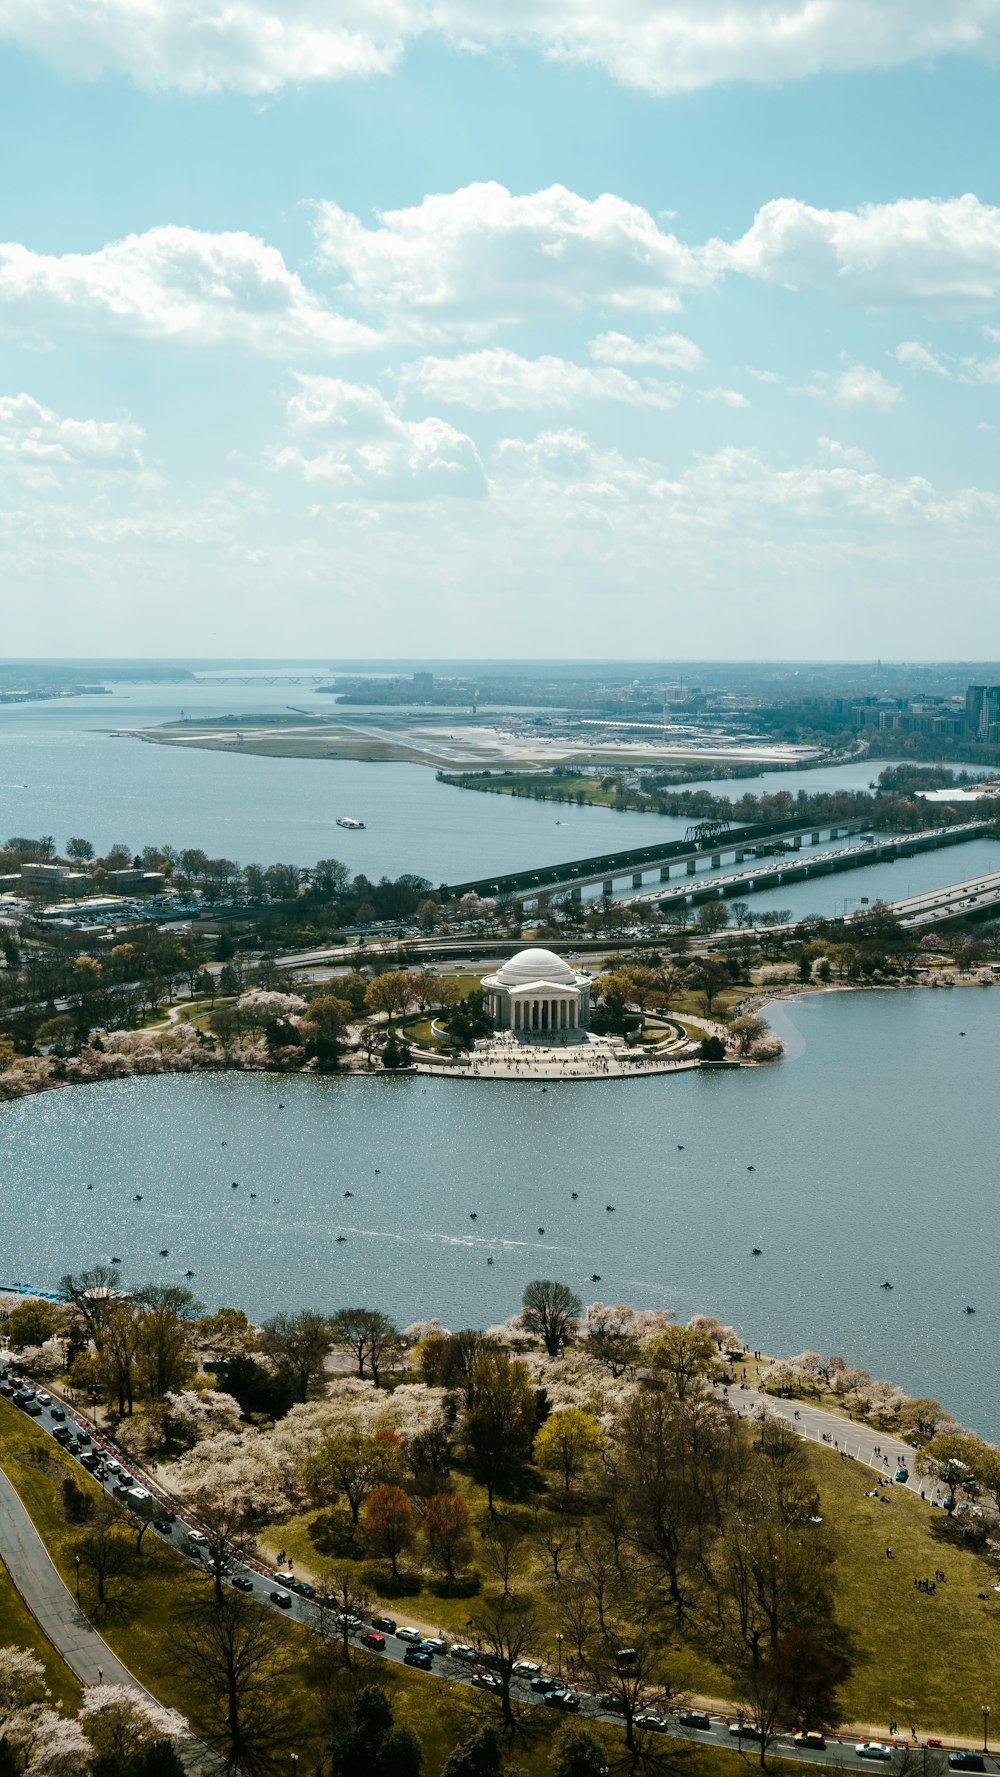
[{"x1": 0, "y1": 1463, "x2": 220, "y2": 1773}]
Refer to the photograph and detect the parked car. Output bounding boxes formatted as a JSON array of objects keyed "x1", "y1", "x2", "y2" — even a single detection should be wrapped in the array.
[
  {"x1": 231, "y1": 1576, "x2": 254, "y2": 1592},
  {"x1": 615, "y1": 1648, "x2": 638, "y2": 1669},
  {"x1": 272, "y1": 1570, "x2": 295, "y2": 1586},
  {"x1": 948, "y1": 1758, "x2": 985, "y2": 1772},
  {"x1": 113, "y1": 1483, "x2": 132, "y2": 1498},
  {"x1": 22, "y1": 1401, "x2": 42, "y2": 1417},
  {"x1": 359, "y1": 1632, "x2": 385, "y2": 1651},
  {"x1": 370, "y1": 1616, "x2": 396, "y2": 1634},
  {"x1": 730, "y1": 1723, "x2": 763, "y2": 1740},
  {"x1": 52, "y1": 1425, "x2": 73, "y2": 1444},
  {"x1": 152, "y1": 1520, "x2": 173, "y2": 1534},
  {"x1": 291, "y1": 1581, "x2": 316, "y2": 1599},
  {"x1": 679, "y1": 1711, "x2": 712, "y2": 1730},
  {"x1": 49, "y1": 1406, "x2": 66, "y2": 1422},
  {"x1": 404, "y1": 1648, "x2": 433, "y2": 1670},
  {"x1": 794, "y1": 1731, "x2": 827, "y2": 1750},
  {"x1": 269, "y1": 1590, "x2": 292, "y2": 1609},
  {"x1": 126, "y1": 1488, "x2": 151, "y2": 1506},
  {"x1": 448, "y1": 1644, "x2": 477, "y2": 1662},
  {"x1": 635, "y1": 1712, "x2": 669, "y2": 1732},
  {"x1": 423, "y1": 1637, "x2": 449, "y2": 1655},
  {"x1": 543, "y1": 1691, "x2": 580, "y2": 1713},
  {"x1": 513, "y1": 1661, "x2": 542, "y2": 1677},
  {"x1": 396, "y1": 1627, "x2": 423, "y2": 1643},
  {"x1": 856, "y1": 1743, "x2": 893, "y2": 1761},
  {"x1": 531, "y1": 1675, "x2": 562, "y2": 1694},
  {"x1": 472, "y1": 1673, "x2": 502, "y2": 1692},
  {"x1": 35, "y1": 1392, "x2": 51, "y2": 1406}
]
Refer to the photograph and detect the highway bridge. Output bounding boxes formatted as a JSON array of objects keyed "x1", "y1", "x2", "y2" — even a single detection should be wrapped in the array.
[
  {"x1": 442, "y1": 816, "x2": 870, "y2": 902},
  {"x1": 890, "y1": 868, "x2": 1000, "y2": 928},
  {"x1": 624, "y1": 822, "x2": 988, "y2": 913}
]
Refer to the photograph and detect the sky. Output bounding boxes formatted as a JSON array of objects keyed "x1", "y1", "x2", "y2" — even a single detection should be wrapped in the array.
[{"x1": 2, "y1": 3, "x2": 1000, "y2": 659}]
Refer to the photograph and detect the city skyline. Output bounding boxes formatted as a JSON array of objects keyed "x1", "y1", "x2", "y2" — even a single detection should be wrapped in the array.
[{"x1": 2, "y1": 4, "x2": 1000, "y2": 656}]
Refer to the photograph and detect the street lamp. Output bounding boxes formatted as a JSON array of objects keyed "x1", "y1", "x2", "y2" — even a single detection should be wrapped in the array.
[
  {"x1": 556, "y1": 1633, "x2": 563, "y2": 1678},
  {"x1": 982, "y1": 1707, "x2": 990, "y2": 1755},
  {"x1": 75, "y1": 1556, "x2": 80, "y2": 1602},
  {"x1": 290, "y1": 1757, "x2": 299, "y2": 1776}
]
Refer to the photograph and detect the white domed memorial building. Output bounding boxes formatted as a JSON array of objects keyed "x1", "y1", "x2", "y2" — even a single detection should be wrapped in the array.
[{"x1": 481, "y1": 948, "x2": 591, "y2": 1041}]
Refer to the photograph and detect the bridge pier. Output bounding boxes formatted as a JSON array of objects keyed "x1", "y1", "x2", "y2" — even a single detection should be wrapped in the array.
[
  {"x1": 792, "y1": 835, "x2": 801, "y2": 849},
  {"x1": 660, "y1": 864, "x2": 671, "y2": 881},
  {"x1": 570, "y1": 885, "x2": 582, "y2": 903},
  {"x1": 811, "y1": 831, "x2": 820, "y2": 844},
  {"x1": 735, "y1": 849, "x2": 745, "y2": 863},
  {"x1": 711, "y1": 852, "x2": 721, "y2": 867},
  {"x1": 632, "y1": 872, "x2": 643, "y2": 888},
  {"x1": 686, "y1": 858, "x2": 696, "y2": 875},
  {"x1": 602, "y1": 879, "x2": 614, "y2": 898}
]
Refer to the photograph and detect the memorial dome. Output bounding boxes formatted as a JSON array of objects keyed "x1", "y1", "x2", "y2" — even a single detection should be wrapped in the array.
[{"x1": 494, "y1": 947, "x2": 578, "y2": 987}]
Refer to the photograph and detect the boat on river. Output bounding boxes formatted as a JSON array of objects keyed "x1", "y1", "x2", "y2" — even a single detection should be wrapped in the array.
[{"x1": 336, "y1": 816, "x2": 366, "y2": 830}]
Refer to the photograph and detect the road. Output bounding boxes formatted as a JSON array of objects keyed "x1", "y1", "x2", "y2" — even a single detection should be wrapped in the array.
[{"x1": 0, "y1": 1360, "x2": 989, "y2": 1771}]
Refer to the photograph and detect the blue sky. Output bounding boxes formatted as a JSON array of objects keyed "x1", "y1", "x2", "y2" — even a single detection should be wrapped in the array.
[{"x1": 2, "y1": 3, "x2": 1000, "y2": 659}]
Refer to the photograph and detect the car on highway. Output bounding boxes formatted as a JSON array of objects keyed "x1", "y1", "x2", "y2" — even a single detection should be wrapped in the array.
[
  {"x1": 35, "y1": 1391, "x2": 51, "y2": 1405},
  {"x1": 615, "y1": 1648, "x2": 638, "y2": 1669},
  {"x1": 793, "y1": 1731, "x2": 827, "y2": 1750},
  {"x1": 448, "y1": 1644, "x2": 477, "y2": 1662},
  {"x1": 423, "y1": 1637, "x2": 449, "y2": 1655},
  {"x1": 21, "y1": 1400, "x2": 42, "y2": 1417},
  {"x1": 113, "y1": 1483, "x2": 133, "y2": 1498},
  {"x1": 290, "y1": 1580, "x2": 316, "y2": 1600},
  {"x1": 635, "y1": 1712, "x2": 669, "y2": 1732},
  {"x1": 396, "y1": 1627, "x2": 423, "y2": 1643},
  {"x1": 513, "y1": 1661, "x2": 542, "y2": 1677},
  {"x1": 272, "y1": 1570, "x2": 295, "y2": 1587},
  {"x1": 152, "y1": 1519, "x2": 173, "y2": 1534},
  {"x1": 543, "y1": 1690, "x2": 580, "y2": 1713},
  {"x1": 472, "y1": 1673, "x2": 502, "y2": 1692},
  {"x1": 370, "y1": 1616, "x2": 396, "y2": 1634},
  {"x1": 404, "y1": 1648, "x2": 433, "y2": 1670},
  {"x1": 679, "y1": 1711, "x2": 712, "y2": 1730},
  {"x1": 269, "y1": 1590, "x2": 292, "y2": 1609},
  {"x1": 359, "y1": 1632, "x2": 385, "y2": 1652},
  {"x1": 531, "y1": 1675, "x2": 562, "y2": 1694},
  {"x1": 49, "y1": 1406, "x2": 66, "y2": 1422},
  {"x1": 856, "y1": 1743, "x2": 893, "y2": 1761},
  {"x1": 52, "y1": 1426, "x2": 73, "y2": 1444},
  {"x1": 231, "y1": 1575, "x2": 254, "y2": 1592},
  {"x1": 730, "y1": 1723, "x2": 763, "y2": 1740},
  {"x1": 948, "y1": 1757, "x2": 985, "y2": 1772}
]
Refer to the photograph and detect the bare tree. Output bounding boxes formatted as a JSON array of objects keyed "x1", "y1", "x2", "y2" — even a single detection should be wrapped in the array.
[
  {"x1": 74, "y1": 1497, "x2": 133, "y2": 1609},
  {"x1": 521, "y1": 1280, "x2": 582, "y2": 1358},
  {"x1": 467, "y1": 1593, "x2": 539, "y2": 1725},
  {"x1": 584, "y1": 1629, "x2": 674, "y2": 1757},
  {"x1": 480, "y1": 1516, "x2": 528, "y2": 1597},
  {"x1": 171, "y1": 1594, "x2": 297, "y2": 1774},
  {"x1": 316, "y1": 1566, "x2": 370, "y2": 1667},
  {"x1": 330, "y1": 1308, "x2": 402, "y2": 1386},
  {"x1": 259, "y1": 1309, "x2": 333, "y2": 1402},
  {"x1": 187, "y1": 1492, "x2": 259, "y2": 1603}
]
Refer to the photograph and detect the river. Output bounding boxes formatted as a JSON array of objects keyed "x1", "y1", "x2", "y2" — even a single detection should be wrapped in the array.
[
  {"x1": 0, "y1": 680, "x2": 990, "y2": 891},
  {"x1": 1, "y1": 987, "x2": 995, "y2": 1435}
]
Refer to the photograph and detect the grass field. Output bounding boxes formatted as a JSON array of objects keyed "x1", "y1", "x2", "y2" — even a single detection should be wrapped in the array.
[{"x1": 0, "y1": 1552, "x2": 80, "y2": 1710}]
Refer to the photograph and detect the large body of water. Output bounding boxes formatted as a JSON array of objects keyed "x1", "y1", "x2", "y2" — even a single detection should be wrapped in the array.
[
  {"x1": 1, "y1": 988, "x2": 996, "y2": 1434},
  {"x1": 0, "y1": 680, "x2": 990, "y2": 897}
]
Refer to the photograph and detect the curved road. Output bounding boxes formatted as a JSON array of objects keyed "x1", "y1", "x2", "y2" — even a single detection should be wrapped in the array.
[{"x1": 0, "y1": 1358, "x2": 989, "y2": 1771}]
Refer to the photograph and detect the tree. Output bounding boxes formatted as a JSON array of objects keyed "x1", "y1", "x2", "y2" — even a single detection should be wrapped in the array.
[
  {"x1": 584, "y1": 1630, "x2": 670, "y2": 1757},
  {"x1": 441, "y1": 1723, "x2": 506, "y2": 1777},
  {"x1": 521, "y1": 1280, "x2": 582, "y2": 1358},
  {"x1": 197, "y1": 1306, "x2": 254, "y2": 1363},
  {"x1": 467, "y1": 1593, "x2": 539, "y2": 1725},
  {"x1": 3, "y1": 1298, "x2": 64, "y2": 1351},
  {"x1": 330, "y1": 1308, "x2": 401, "y2": 1386},
  {"x1": 364, "y1": 971, "x2": 412, "y2": 1024},
  {"x1": 646, "y1": 1326, "x2": 717, "y2": 1397},
  {"x1": 698, "y1": 901, "x2": 730, "y2": 933},
  {"x1": 74, "y1": 1497, "x2": 133, "y2": 1608},
  {"x1": 463, "y1": 1350, "x2": 538, "y2": 1511},
  {"x1": 185, "y1": 1492, "x2": 258, "y2": 1602},
  {"x1": 362, "y1": 1484, "x2": 414, "y2": 1579},
  {"x1": 552, "y1": 1726, "x2": 610, "y2": 1777},
  {"x1": 259, "y1": 1309, "x2": 333, "y2": 1402},
  {"x1": 135, "y1": 1284, "x2": 201, "y2": 1401},
  {"x1": 423, "y1": 1491, "x2": 472, "y2": 1588},
  {"x1": 729, "y1": 1014, "x2": 767, "y2": 1056},
  {"x1": 304, "y1": 1430, "x2": 403, "y2": 1529},
  {"x1": 171, "y1": 1595, "x2": 297, "y2": 1773},
  {"x1": 79, "y1": 1685, "x2": 186, "y2": 1776},
  {"x1": 534, "y1": 1408, "x2": 603, "y2": 1495},
  {"x1": 685, "y1": 955, "x2": 729, "y2": 1015},
  {"x1": 301, "y1": 994, "x2": 352, "y2": 1071},
  {"x1": 328, "y1": 1685, "x2": 423, "y2": 1777}
]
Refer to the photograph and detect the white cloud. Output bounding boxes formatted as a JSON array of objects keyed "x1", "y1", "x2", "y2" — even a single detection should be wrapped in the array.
[
  {"x1": 589, "y1": 329, "x2": 703, "y2": 372},
  {"x1": 817, "y1": 436, "x2": 876, "y2": 470},
  {"x1": 271, "y1": 375, "x2": 486, "y2": 498},
  {"x1": 891, "y1": 340, "x2": 951, "y2": 376},
  {"x1": 699, "y1": 386, "x2": 749, "y2": 407},
  {"x1": 712, "y1": 194, "x2": 1000, "y2": 313},
  {"x1": 0, "y1": 226, "x2": 377, "y2": 354},
  {"x1": 799, "y1": 363, "x2": 902, "y2": 410},
  {"x1": 0, "y1": 394, "x2": 145, "y2": 468},
  {"x1": 3, "y1": 1, "x2": 1000, "y2": 95},
  {"x1": 397, "y1": 347, "x2": 678, "y2": 410},
  {"x1": 313, "y1": 184, "x2": 704, "y2": 333}
]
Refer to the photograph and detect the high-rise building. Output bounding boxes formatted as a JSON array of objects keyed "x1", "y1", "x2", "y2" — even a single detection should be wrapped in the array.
[{"x1": 965, "y1": 684, "x2": 1000, "y2": 739}]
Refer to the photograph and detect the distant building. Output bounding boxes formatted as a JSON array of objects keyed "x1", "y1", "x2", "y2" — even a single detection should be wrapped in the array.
[
  {"x1": 965, "y1": 684, "x2": 1000, "y2": 740},
  {"x1": 412, "y1": 672, "x2": 434, "y2": 693}
]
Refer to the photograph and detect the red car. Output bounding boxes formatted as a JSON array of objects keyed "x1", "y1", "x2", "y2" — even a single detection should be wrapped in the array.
[{"x1": 359, "y1": 1631, "x2": 386, "y2": 1651}]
